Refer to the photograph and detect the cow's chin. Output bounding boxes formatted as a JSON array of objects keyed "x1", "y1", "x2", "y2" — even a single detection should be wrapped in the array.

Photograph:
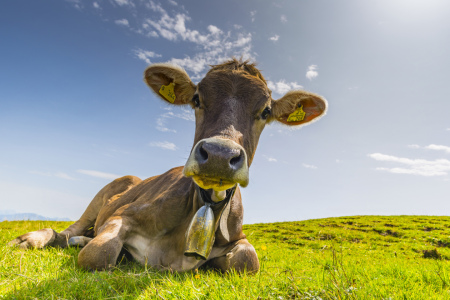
[{"x1": 191, "y1": 176, "x2": 236, "y2": 192}]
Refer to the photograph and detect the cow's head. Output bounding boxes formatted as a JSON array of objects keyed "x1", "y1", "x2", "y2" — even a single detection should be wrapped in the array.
[{"x1": 144, "y1": 59, "x2": 327, "y2": 193}]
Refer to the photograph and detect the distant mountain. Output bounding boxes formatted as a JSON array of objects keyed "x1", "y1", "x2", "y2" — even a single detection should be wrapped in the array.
[{"x1": 0, "y1": 213, "x2": 71, "y2": 221}]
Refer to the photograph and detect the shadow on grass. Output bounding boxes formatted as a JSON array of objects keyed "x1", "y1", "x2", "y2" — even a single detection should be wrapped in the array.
[{"x1": 3, "y1": 244, "x2": 233, "y2": 299}]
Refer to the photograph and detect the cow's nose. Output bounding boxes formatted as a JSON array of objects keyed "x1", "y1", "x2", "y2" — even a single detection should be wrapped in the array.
[
  {"x1": 196, "y1": 140, "x2": 245, "y2": 170},
  {"x1": 183, "y1": 137, "x2": 249, "y2": 189}
]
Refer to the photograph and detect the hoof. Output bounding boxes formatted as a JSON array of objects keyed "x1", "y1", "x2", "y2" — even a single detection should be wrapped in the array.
[{"x1": 68, "y1": 236, "x2": 92, "y2": 247}]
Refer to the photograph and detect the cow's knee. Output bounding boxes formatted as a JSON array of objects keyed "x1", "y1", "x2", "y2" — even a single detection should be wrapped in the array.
[
  {"x1": 77, "y1": 236, "x2": 123, "y2": 270},
  {"x1": 77, "y1": 218, "x2": 125, "y2": 270},
  {"x1": 208, "y1": 239, "x2": 260, "y2": 274}
]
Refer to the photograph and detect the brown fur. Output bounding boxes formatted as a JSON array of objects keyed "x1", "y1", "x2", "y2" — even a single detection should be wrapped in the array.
[{"x1": 9, "y1": 58, "x2": 328, "y2": 274}]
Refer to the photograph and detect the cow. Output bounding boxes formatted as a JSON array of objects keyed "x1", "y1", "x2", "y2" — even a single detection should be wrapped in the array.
[{"x1": 9, "y1": 58, "x2": 327, "y2": 274}]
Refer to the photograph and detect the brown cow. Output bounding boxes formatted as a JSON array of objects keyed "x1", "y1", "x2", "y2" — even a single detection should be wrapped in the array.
[{"x1": 9, "y1": 58, "x2": 327, "y2": 273}]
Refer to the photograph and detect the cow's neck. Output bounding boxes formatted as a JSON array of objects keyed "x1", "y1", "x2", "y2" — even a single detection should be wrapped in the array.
[
  {"x1": 184, "y1": 183, "x2": 236, "y2": 260},
  {"x1": 194, "y1": 184, "x2": 235, "y2": 233}
]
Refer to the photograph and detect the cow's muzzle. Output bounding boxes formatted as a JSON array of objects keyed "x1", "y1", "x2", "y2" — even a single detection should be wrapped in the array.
[{"x1": 183, "y1": 138, "x2": 249, "y2": 191}]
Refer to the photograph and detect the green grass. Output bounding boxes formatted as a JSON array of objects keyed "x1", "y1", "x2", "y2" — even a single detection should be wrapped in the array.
[{"x1": 1, "y1": 216, "x2": 450, "y2": 299}]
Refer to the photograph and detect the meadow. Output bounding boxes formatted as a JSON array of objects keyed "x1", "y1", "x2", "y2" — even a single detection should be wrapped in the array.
[{"x1": 1, "y1": 215, "x2": 450, "y2": 299}]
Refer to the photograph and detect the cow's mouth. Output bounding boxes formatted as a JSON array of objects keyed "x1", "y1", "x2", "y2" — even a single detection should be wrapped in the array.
[{"x1": 191, "y1": 175, "x2": 236, "y2": 192}]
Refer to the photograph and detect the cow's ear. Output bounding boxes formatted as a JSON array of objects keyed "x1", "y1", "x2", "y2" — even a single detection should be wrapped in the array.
[
  {"x1": 144, "y1": 63, "x2": 196, "y2": 105},
  {"x1": 271, "y1": 90, "x2": 327, "y2": 126}
]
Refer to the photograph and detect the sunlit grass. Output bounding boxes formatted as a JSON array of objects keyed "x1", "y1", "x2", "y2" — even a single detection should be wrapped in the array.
[{"x1": 1, "y1": 216, "x2": 450, "y2": 299}]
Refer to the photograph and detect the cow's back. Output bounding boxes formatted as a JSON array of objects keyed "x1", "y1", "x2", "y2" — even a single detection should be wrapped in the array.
[{"x1": 93, "y1": 168, "x2": 185, "y2": 234}]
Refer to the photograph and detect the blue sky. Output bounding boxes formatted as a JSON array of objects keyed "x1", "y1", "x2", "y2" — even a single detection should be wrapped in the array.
[{"x1": 1, "y1": 0, "x2": 449, "y2": 223}]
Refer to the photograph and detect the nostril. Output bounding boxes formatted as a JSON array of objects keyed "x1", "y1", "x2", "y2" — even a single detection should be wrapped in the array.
[
  {"x1": 199, "y1": 145, "x2": 209, "y2": 162},
  {"x1": 229, "y1": 152, "x2": 243, "y2": 167}
]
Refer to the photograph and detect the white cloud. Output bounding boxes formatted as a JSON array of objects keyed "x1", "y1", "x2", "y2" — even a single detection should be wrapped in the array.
[
  {"x1": 263, "y1": 155, "x2": 277, "y2": 162},
  {"x1": 140, "y1": 5, "x2": 254, "y2": 75},
  {"x1": 30, "y1": 170, "x2": 76, "y2": 180},
  {"x1": 115, "y1": 19, "x2": 129, "y2": 26},
  {"x1": 150, "y1": 141, "x2": 177, "y2": 151},
  {"x1": 156, "y1": 117, "x2": 176, "y2": 133},
  {"x1": 302, "y1": 163, "x2": 318, "y2": 169},
  {"x1": 281, "y1": 15, "x2": 287, "y2": 23},
  {"x1": 114, "y1": 0, "x2": 133, "y2": 6},
  {"x1": 267, "y1": 80, "x2": 303, "y2": 96},
  {"x1": 425, "y1": 144, "x2": 450, "y2": 154},
  {"x1": 77, "y1": 169, "x2": 121, "y2": 180},
  {"x1": 208, "y1": 25, "x2": 222, "y2": 35},
  {"x1": 269, "y1": 35, "x2": 279, "y2": 42},
  {"x1": 406, "y1": 143, "x2": 450, "y2": 154},
  {"x1": 155, "y1": 108, "x2": 194, "y2": 132},
  {"x1": 134, "y1": 48, "x2": 162, "y2": 65},
  {"x1": 407, "y1": 144, "x2": 420, "y2": 149},
  {"x1": 250, "y1": 11, "x2": 256, "y2": 22},
  {"x1": 306, "y1": 65, "x2": 318, "y2": 80},
  {"x1": 368, "y1": 153, "x2": 450, "y2": 177},
  {"x1": 70, "y1": 0, "x2": 254, "y2": 76},
  {"x1": 55, "y1": 172, "x2": 77, "y2": 180},
  {"x1": 446, "y1": 128, "x2": 450, "y2": 131},
  {"x1": 66, "y1": 0, "x2": 82, "y2": 10}
]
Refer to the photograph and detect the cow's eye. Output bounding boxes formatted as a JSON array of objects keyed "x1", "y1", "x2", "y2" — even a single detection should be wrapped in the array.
[
  {"x1": 192, "y1": 94, "x2": 200, "y2": 108},
  {"x1": 261, "y1": 107, "x2": 271, "y2": 120}
]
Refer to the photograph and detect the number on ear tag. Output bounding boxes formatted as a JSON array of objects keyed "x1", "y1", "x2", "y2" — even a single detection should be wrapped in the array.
[
  {"x1": 287, "y1": 105, "x2": 306, "y2": 122},
  {"x1": 159, "y1": 82, "x2": 176, "y2": 103}
]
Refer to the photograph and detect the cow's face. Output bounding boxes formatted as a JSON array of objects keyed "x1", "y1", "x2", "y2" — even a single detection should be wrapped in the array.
[{"x1": 144, "y1": 60, "x2": 327, "y2": 193}]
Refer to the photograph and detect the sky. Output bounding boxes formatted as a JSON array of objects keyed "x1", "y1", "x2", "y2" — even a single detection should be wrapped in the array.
[{"x1": 1, "y1": 0, "x2": 449, "y2": 224}]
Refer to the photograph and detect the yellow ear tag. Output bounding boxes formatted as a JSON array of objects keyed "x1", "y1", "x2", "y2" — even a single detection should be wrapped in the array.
[
  {"x1": 159, "y1": 82, "x2": 176, "y2": 103},
  {"x1": 287, "y1": 105, "x2": 306, "y2": 122}
]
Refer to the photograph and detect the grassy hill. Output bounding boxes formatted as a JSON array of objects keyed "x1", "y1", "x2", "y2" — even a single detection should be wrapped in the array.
[{"x1": 1, "y1": 216, "x2": 450, "y2": 299}]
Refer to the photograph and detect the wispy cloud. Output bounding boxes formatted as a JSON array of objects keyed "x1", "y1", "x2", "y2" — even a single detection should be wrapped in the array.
[
  {"x1": 267, "y1": 80, "x2": 302, "y2": 96},
  {"x1": 156, "y1": 117, "x2": 176, "y2": 133},
  {"x1": 77, "y1": 169, "x2": 121, "y2": 180},
  {"x1": 114, "y1": 0, "x2": 133, "y2": 6},
  {"x1": 302, "y1": 163, "x2": 318, "y2": 169},
  {"x1": 407, "y1": 144, "x2": 420, "y2": 149},
  {"x1": 30, "y1": 171, "x2": 76, "y2": 180},
  {"x1": 407, "y1": 144, "x2": 450, "y2": 154},
  {"x1": 269, "y1": 35, "x2": 279, "y2": 42},
  {"x1": 280, "y1": 15, "x2": 287, "y2": 23},
  {"x1": 150, "y1": 141, "x2": 177, "y2": 150},
  {"x1": 66, "y1": 0, "x2": 82, "y2": 10},
  {"x1": 155, "y1": 107, "x2": 194, "y2": 132},
  {"x1": 306, "y1": 65, "x2": 318, "y2": 80},
  {"x1": 134, "y1": 48, "x2": 162, "y2": 64},
  {"x1": 115, "y1": 19, "x2": 129, "y2": 26},
  {"x1": 250, "y1": 11, "x2": 256, "y2": 22},
  {"x1": 73, "y1": 0, "x2": 255, "y2": 77},
  {"x1": 368, "y1": 153, "x2": 450, "y2": 177},
  {"x1": 425, "y1": 144, "x2": 450, "y2": 154},
  {"x1": 262, "y1": 155, "x2": 277, "y2": 162},
  {"x1": 139, "y1": 3, "x2": 254, "y2": 75}
]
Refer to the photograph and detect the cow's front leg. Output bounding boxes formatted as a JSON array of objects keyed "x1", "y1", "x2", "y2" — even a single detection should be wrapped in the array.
[
  {"x1": 207, "y1": 239, "x2": 260, "y2": 274},
  {"x1": 77, "y1": 217, "x2": 127, "y2": 270},
  {"x1": 8, "y1": 228, "x2": 58, "y2": 249}
]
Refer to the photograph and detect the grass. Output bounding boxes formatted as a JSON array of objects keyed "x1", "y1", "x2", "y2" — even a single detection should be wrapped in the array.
[{"x1": 1, "y1": 216, "x2": 450, "y2": 299}]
